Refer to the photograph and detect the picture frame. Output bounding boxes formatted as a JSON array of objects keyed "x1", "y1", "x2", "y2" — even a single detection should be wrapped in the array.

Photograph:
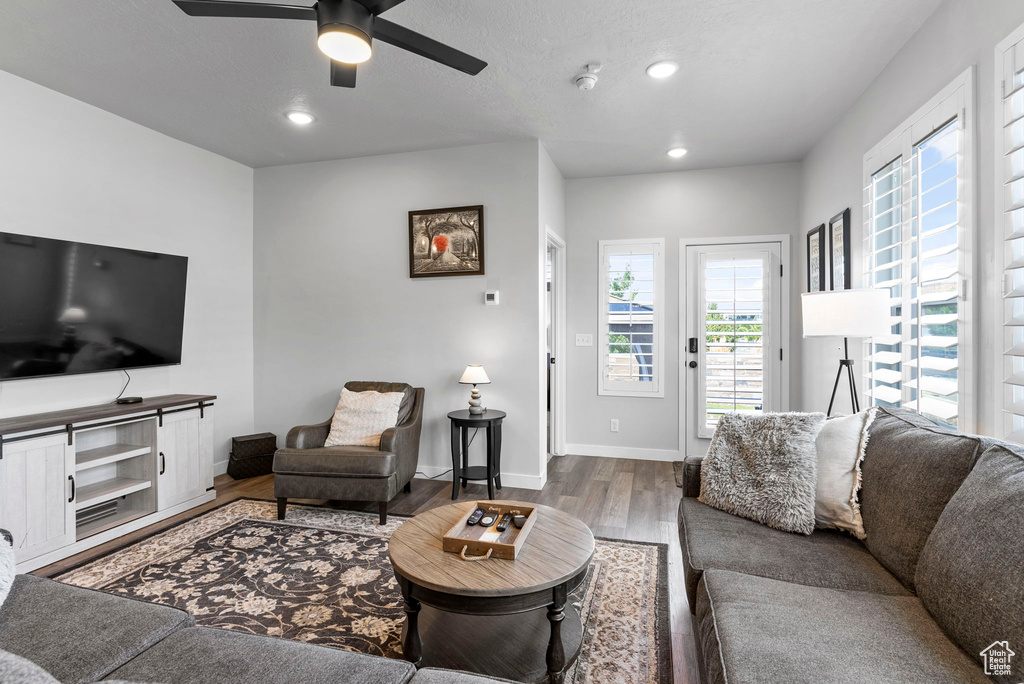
[
  {"x1": 828, "y1": 208, "x2": 851, "y2": 290},
  {"x1": 409, "y1": 205, "x2": 485, "y2": 278},
  {"x1": 807, "y1": 224, "x2": 826, "y2": 292}
]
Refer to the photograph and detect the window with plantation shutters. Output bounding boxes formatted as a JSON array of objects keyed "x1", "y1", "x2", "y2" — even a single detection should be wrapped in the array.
[
  {"x1": 998, "y1": 28, "x2": 1024, "y2": 442},
  {"x1": 863, "y1": 70, "x2": 974, "y2": 430},
  {"x1": 598, "y1": 239, "x2": 665, "y2": 397}
]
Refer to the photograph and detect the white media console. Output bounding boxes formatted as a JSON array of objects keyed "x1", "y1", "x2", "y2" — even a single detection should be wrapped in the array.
[{"x1": 0, "y1": 394, "x2": 217, "y2": 572}]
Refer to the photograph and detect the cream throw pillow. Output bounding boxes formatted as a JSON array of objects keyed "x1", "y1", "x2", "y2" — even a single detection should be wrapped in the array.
[
  {"x1": 0, "y1": 533, "x2": 14, "y2": 609},
  {"x1": 814, "y1": 408, "x2": 876, "y2": 539},
  {"x1": 324, "y1": 389, "x2": 404, "y2": 448}
]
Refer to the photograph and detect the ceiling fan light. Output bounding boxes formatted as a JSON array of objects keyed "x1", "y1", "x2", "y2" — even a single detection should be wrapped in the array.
[{"x1": 318, "y1": 27, "x2": 372, "y2": 64}]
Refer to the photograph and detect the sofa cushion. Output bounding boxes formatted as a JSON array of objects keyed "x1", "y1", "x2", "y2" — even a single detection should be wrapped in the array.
[
  {"x1": 915, "y1": 443, "x2": 1024, "y2": 681},
  {"x1": 105, "y1": 626, "x2": 416, "y2": 684},
  {"x1": 0, "y1": 575, "x2": 193, "y2": 684},
  {"x1": 345, "y1": 381, "x2": 416, "y2": 426},
  {"x1": 859, "y1": 407, "x2": 983, "y2": 591},
  {"x1": 410, "y1": 668, "x2": 515, "y2": 683},
  {"x1": 695, "y1": 569, "x2": 988, "y2": 684},
  {"x1": 678, "y1": 497, "x2": 908, "y2": 613},
  {"x1": 274, "y1": 446, "x2": 397, "y2": 478},
  {"x1": 0, "y1": 648, "x2": 58, "y2": 683}
]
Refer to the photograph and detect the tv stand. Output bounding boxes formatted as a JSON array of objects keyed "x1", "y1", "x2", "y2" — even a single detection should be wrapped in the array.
[{"x1": 0, "y1": 394, "x2": 216, "y2": 572}]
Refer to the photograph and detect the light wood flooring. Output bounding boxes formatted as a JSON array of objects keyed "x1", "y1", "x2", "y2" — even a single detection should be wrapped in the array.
[{"x1": 35, "y1": 454, "x2": 699, "y2": 684}]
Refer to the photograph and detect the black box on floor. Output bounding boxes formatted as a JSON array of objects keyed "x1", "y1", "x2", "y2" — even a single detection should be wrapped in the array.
[{"x1": 227, "y1": 432, "x2": 278, "y2": 479}]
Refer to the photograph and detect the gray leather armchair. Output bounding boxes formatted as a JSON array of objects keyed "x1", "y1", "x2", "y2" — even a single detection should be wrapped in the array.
[{"x1": 273, "y1": 382, "x2": 425, "y2": 524}]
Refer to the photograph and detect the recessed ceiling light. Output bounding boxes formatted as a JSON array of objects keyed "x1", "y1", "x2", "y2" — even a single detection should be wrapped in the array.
[
  {"x1": 667, "y1": 147, "x2": 688, "y2": 159},
  {"x1": 286, "y1": 111, "x2": 314, "y2": 125},
  {"x1": 646, "y1": 61, "x2": 679, "y2": 79}
]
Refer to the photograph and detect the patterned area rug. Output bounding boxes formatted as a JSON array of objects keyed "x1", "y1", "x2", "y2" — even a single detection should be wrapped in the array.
[{"x1": 57, "y1": 499, "x2": 671, "y2": 684}]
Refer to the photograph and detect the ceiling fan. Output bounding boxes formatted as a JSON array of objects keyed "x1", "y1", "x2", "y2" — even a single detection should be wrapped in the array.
[{"x1": 171, "y1": 0, "x2": 487, "y2": 88}]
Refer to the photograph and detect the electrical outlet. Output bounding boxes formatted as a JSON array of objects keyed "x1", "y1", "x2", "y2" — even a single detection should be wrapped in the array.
[
  {"x1": 610, "y1": 419, "x2": 619, "y2": 433},
  {"x1": 575, "y1": 334, "x2": 593, "y2": 347}
]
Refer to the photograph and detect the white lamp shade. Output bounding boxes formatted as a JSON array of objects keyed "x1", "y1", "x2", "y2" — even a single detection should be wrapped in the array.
[
  {"x1": 58, "y1": 307, "x2": 88, "y2": 325},
  {"x1": 459, "y1": 364, "x2": 491, "y2": 385},
  {"x1": 802, "y1": 289, "x2": 891, "y2": 338}
]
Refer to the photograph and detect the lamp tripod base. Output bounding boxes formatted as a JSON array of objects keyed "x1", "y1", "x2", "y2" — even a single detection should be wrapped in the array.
[{"x1": 827, "y1": 337, "x2": 860, "y2": 416}]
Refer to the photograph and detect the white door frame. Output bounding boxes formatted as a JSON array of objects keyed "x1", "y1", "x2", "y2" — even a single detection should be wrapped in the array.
[
  {"x1": 679, "y1": 235, "x2": 791, "y2": 458},
  {"x1": 546, "y1": 227, "x2": 568, "y2": 457}
]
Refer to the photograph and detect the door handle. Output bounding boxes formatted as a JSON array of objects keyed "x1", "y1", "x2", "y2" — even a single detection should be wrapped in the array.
[
  {"x1": 688, "y1": 338, "x2": 698, "y2": 354},
  {"x1": 159, "y1": 452, "x2": 166, "y2": 475},
  {"x1": 688, "y1": 361, "x2": 698, "y2": 369},
  {"x1": 68, "y1": 475, "x2": 75, "y2": 503}
]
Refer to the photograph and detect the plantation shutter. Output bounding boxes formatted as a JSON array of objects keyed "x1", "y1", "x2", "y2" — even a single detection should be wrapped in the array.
[
  {"x1": 863, "y1": 72, "x2": 972, "y2": 429},
  {"x1": 999, "y1": 36, "x2": 1024, "y2": 442}
]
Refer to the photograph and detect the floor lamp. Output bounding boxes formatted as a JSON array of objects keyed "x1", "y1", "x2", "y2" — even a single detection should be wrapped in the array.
[{"x1": 802, "y1": 289, "x2": 891, "y2": 416}]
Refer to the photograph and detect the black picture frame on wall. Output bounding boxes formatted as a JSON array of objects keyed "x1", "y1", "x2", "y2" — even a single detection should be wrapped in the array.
[
  {"x1": 828, "y1": 208, "x2": 852, "y2": 290},
  {"x1": 807, "y1": 224, "x2": 826, "y2": 292}
]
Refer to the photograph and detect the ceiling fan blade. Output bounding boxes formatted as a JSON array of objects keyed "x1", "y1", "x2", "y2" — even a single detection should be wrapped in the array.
[
  {"x1": 331, "y1": 61, "x2": 357, "y2": 88},
  {"x1": 355, "y1": 0, "x2": 408, "y2": 15},
  {"x1": 374, "y1": 18, "x2": 487, "y2": 76},
  {"x1": 172, "y1": 0, "x2": 316, "y2": 20}
]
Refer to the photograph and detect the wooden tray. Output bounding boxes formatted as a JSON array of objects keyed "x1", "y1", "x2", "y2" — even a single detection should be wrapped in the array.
[{"x1": 441, "y1": 502, "x2": 537, "y2": 560}]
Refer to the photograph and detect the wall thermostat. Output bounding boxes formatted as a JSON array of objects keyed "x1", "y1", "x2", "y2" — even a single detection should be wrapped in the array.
[{"x1": 485, "y1": 290, "x2": 499, "y2": 305}]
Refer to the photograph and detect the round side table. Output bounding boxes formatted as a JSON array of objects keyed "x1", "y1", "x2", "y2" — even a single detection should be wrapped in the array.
[{"x1": 447, "y1": 409, "x2": 506, "y2": 500}]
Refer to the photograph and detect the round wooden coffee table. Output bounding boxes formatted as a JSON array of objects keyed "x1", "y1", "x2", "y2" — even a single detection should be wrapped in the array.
[{"x1": 388, "y1": 501, "x2": 595, "y2": 683}]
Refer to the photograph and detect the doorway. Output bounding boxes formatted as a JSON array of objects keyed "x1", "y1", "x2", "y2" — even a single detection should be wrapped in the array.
[
  {"x1": 546, "y1": 228, "x2": 567, "y2": 458},
  {"x1": 681, "y1": 238, "x2": 789, "y2": 456}
]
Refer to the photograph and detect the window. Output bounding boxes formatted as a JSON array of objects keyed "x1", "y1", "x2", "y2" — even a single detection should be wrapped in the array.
[
  {"x1": 998, "y1": 29, "x2": 1024, "y2": 442},
  {"x1": 863, "y1": 70, "x2": 973, "y2": 429},
  {"x1": 598, "y1": 239, "x2": 664, "y2": 397}
]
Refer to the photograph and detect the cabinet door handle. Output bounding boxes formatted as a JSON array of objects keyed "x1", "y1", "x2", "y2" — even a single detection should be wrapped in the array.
[
  {"x1": 68, "y1": 475, "x2": 75, "y2": 503},
  {"x1": 159, "y1": 452, "x2": 166, "y2": 475}
]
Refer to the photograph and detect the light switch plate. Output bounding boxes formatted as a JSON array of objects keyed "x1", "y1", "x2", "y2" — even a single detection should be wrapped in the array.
[{"x1": 575, "y1": 334, "x2": 593, "y2": 347}]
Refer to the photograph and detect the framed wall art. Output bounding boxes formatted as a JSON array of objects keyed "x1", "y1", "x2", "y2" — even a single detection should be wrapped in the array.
[
  {"x1": 829, "y1": 208, "x2": 851, "y2": 290},
  {"x1": 409, "y1": 205, "x2": 484, "y2": 278},
  {"x1": 807, "y1": 224, "x2": 826, "y2": 292}
]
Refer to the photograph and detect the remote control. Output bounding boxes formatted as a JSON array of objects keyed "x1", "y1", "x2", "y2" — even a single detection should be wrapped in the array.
[
  {"x1": 512, "y1": 515, "x2": 527, "y2": 529},
  {"x1": 479, "y1": 513, "x2": 497, "y2": 527},
  {"x1": 466, "y1": 509, "x2": 485, "y2": 526},
  {"x1": 496, "y1": 514, "x2": 513, "y2": 532}
]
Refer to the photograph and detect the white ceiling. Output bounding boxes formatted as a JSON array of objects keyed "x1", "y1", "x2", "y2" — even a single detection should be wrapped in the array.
[{"x1": 0, "y1": 0, "x2": 942, "y2": 177}]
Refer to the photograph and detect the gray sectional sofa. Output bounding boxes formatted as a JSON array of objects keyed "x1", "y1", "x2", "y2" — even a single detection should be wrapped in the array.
[
  {"x1": 0, "y1": 555, "x2": 501, "y2": 683},
  {"x1": 678, "y1": 407, "x2": 1024, "y2": 684}
]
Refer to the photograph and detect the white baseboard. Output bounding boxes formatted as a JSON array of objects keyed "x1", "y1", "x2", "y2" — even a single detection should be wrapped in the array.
[
  {"x1": 565, "y1": 443, "x2": 681, "y2": 462},
  {"x1": 413, "y1": 465, "x2": 545, "y2": 491},
  {"x1": 214, "y1": 459, "x2": 229, "y2": 476}
]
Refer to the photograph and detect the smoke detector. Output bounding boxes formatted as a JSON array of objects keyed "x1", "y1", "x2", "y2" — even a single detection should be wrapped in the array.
[{"x1": 575, "y1": 63, "x2": 602, "y2": 91}]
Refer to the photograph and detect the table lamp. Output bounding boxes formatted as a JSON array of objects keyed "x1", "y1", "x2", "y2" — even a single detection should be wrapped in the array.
[
  {"x1": 459, "y1": 364, "x2": 490, "y2": 415},
  {"x1": 802, "y1": 289, "x2": 891, "y2": 415}
]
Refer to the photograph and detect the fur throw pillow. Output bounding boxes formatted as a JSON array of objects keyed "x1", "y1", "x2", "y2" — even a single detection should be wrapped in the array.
[
  {"x1": 0, "y1": 532, "x2": 13, "y2": 609},
  {"x1": 324, "y1": 389, "x2": 405, "y2": 448},
  {"x1": 0, "y1": 649, "x2": 58, "y2": 684},
  {"x1": 699, "y1": 412, "x2": 826, "y2": 535}
]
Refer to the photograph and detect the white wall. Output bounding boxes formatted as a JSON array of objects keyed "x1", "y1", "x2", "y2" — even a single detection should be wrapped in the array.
[
  {"x1": 796, "y1": 0, "x2": 1024, "y2": 436},
  {"x1": 0, "y1": 70, "x2": 256, "y2": 469},
  {"x1": 564, "y1": 163, "x2": 801, "y2": 458},
  {"x1": 253, "y1": 140, "x2": 547, "y2": 489}
]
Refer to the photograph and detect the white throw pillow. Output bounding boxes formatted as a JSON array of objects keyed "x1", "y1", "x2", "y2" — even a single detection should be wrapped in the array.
[
  {"x1": 814, "y1": 408, "x2": 876, "y2": 539},
  {"x1": 324, "y1": 389, "x2": 405, "y2": 448},
  {"x1": 0, "y1": 533, "x2": 14, "y2": 609}
]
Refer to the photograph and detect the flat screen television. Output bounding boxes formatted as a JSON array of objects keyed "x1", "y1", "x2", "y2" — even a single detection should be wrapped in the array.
[{"x1": 0, "y1": 232, "x2": 188, "y2": 380}]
